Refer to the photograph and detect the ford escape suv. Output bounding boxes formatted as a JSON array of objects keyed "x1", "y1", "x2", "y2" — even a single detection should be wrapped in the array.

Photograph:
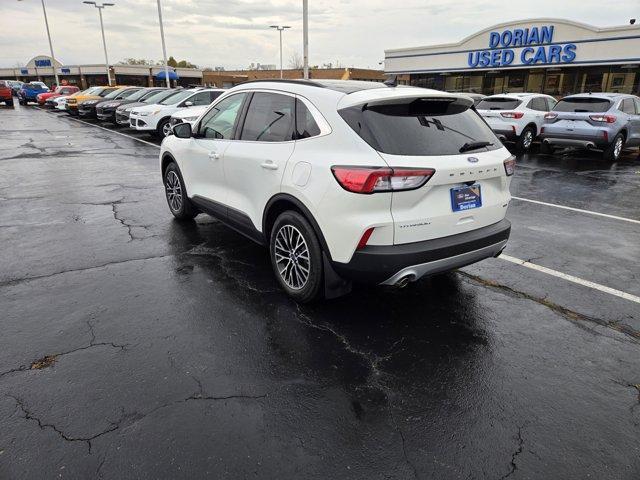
[
  {"x1": 160, "y1": 80, "x2": 514, "y2": 302},
  {"x1": 540, "y1": 93, "x2": 640, "y2": 161}
]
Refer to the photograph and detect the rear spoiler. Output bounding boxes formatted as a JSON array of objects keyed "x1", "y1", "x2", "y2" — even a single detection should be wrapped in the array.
[{"x1": 338, "y1": 89, "x2": 474, "y2": 113}]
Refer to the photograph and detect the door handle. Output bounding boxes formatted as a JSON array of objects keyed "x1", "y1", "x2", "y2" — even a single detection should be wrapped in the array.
[
  {"x1": 208, "y1": 151, "x2": 220, "y2": 160},
  {"x1": 260, "y1": 161, "x2": 278, "y2": 170}
]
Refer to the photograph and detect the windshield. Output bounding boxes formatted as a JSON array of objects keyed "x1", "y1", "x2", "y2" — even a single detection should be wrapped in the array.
[
  {"x1": 160, "y1": 90, "x2": 193, "y2": 105},
  {"x1": 126, "y1": 88, "x2": 153, "y2": 101},
  {"x1": 553, "y1": 97, "x2": 612, "y2": 113},
  {"x1": 339, "y1": 98, "x2": 500, "y2": 156},
  {"x1": 143, "y1": 89, "x2": 178, "y2": 104},
  {"x1": 476, "y1": 97, "x2": 522, "y2": 110},
  {"x1": 103, "y1": 88, "x2": 127, "y2": 99}
]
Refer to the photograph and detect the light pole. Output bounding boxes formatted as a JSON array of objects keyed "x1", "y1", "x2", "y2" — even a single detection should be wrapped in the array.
[
  {"x1": 302, "y1": 0, "x2": 308, "y2": 79},
  {"x1": 269, "y1": 25, "x2": 290, "y2": 78},
  {"x1": 17, "y1": 0, "x2": 60, "y2": 86},
  {"x1": 156, "y1": 0, "x2": 171, "y2": 88},
  {"x1": 83, "y1": 1, "x2": 114, "y2": 86}
]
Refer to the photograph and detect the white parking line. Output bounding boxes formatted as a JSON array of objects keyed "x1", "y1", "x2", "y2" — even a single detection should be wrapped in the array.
[
  {"x1": 64, "y1": 115, "x2": 161, "y2": 149},
  {"x1": 512, "y1": 196, "x2": 640, "y2": 225},
  {"x1": 499, "y1": 254, "x2": 640, "y2": 305}
]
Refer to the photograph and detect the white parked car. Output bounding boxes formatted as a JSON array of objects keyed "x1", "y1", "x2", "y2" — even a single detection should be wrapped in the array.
[
  {"x1": 160, "y1": 80, "x2": 514, "y2": 302},
  {"x1": 476, "y1": 93, "x2": 557, "y2": 151},
  {"x1": 53, "y1": 96, "x2": 69, "y2": 111},
  {"x1": 129, "y1": 88, "x2": 224, "y2": 137},
  {"x1": 169, "y1": 105, "x2": 208, "y2": 129}
]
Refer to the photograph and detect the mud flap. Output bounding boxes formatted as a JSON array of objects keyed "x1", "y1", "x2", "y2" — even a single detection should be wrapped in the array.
[{"x1": 323, "y1": 253, "x2": 352, "y2": 299}]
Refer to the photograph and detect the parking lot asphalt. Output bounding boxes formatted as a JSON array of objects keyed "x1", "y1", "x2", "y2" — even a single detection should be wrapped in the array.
[{"x1": 1, "y1": 103, "x2": 639, "y2": 480}]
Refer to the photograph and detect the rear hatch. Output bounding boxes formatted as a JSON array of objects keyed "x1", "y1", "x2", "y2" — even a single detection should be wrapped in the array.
[
  {"x1": 545, "y1": 97, "x2": 613, "y2": 136},
  {"x1": 339, "y1": 92, "x2": 512, "y2": 245}
]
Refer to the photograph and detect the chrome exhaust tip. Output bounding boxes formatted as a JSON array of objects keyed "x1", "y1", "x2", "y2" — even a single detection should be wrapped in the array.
[{"x1": 395, "y1": 274, "x2": 415, "y2": 288}]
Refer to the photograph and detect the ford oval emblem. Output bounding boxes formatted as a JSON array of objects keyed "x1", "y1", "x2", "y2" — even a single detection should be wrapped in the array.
[{"x1": 467, "y1": 157, "x2": 479, "y2": 163}]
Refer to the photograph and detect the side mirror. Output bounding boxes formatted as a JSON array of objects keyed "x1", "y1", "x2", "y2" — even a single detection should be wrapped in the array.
[
  {"x1": 173, "y1": 122, "x2": 192, "y2": 139},
  {"x1": 184, "y1": 101, "x2": 194, "y2": 107}
]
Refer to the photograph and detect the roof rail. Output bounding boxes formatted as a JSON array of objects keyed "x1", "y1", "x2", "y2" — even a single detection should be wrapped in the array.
[{"x1": 237, "y1": 78, "x2": 325, "y2": 88}]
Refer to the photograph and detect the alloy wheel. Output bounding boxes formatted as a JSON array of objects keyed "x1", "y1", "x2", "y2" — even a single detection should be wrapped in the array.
[
  {"x1": 614, "y1": 137, "x2": 623, "y2": 159},
  {"x1": 274, "y1": 224, "x2": 311, "y2": 290},
  {"x1": 165, "y1": 170, "x2": 183, "y2": 212},
  {"x1": 162, "y1": 122, "x2": 172, "y2": 137},
  {"x1": 523, "y1": 130, "x2": 533, "y2": 149}
]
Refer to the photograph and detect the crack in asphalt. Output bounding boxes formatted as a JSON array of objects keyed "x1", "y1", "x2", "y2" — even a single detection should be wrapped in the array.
[
  {"x1": 185, "y1": 242, "x2": 279, "y2": 294},
  {"x1": 292, "y1": 305, "x2": 415, "y2": 476},
  {"x1": 0, "y1": 253, "x2": 177, "y2": 287},
  {"x1": 499, "y1": 426, "x2": 524, "y2": 479},
  {"x1": 110, "y1": 201, "x2": 154, "y2": 242},
  {"x1": 458, "y1": 271, "x2": 640, "y2": 341},
  {"x1": 8, "y1": 395, "x2": 120, "y2": 454},
  {"x1": 0, "y1": 319, "x2": 127, "y2": 379}
]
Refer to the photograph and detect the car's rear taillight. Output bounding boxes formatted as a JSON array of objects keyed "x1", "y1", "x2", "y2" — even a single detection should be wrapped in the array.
[
  {"x1": 589, "y1": 114, "x2": 616, "y2": 123},
  {"x1": 544, "y1": 112, "x2": 557, "y2": 120},
  {"x1": 331, "y1": 166, "x2": 435, "y2": 194},
  {"x1": 503, "y1": 156, "x2": 516, "y2": 176},
  {"x1": 500, "y1": 112, "x2": 524, "y2": 119}
]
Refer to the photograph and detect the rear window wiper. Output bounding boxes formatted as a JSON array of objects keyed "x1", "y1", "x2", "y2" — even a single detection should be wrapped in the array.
[{"x1": 459, "y1": 141, "x2": 493, "y2": 153}]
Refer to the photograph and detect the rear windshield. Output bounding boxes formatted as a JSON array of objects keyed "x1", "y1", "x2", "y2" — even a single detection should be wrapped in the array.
[
  {"x1": 553, "y1": 97, "x2": 611, "y2": 113},
  {"x1": 476, "y1": 97, "x2": 522, "y2": 110},
  {"x1": 339, "y1": 98, "x2": 500, "y2": 156}
]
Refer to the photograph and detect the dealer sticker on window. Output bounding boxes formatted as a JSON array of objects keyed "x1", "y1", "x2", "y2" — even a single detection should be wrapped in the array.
[{"x1": 450, "y1": 184, "x2": 482, "y2": 212}]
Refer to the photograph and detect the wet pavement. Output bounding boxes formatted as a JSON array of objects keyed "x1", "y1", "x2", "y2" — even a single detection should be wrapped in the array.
[{"x1": 1, "y1": 103, "x2": 639, "y2": 480}]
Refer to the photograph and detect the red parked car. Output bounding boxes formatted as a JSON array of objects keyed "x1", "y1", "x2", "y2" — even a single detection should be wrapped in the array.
[
  {"x1": 0, "y1": 80, "x2": 13, "y2": 107},
  {"x1": 37, "y1": 85, "x2": 80, "y2": 106}
]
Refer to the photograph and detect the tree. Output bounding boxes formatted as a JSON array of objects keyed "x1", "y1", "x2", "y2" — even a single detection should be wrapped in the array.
[
  {"x1": 167, "y1": 56, "x2": 178, "y2": 68},
  {"x1": 287, "y1": 52, "x2": 303, "y2": 70},
  {"x1": 118, "y1": 58, "x2": 155, "y2": 65}
]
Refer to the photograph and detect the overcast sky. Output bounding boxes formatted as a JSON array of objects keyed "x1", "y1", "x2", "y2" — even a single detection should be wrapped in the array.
[{"x1": 0, "y1": 0, "x2": 637, "y2": 69}]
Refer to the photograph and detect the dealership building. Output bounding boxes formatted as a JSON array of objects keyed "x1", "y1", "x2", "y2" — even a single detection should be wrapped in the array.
[{"x1": 385, "y1": 19, "x2": 640, "y2": 97}]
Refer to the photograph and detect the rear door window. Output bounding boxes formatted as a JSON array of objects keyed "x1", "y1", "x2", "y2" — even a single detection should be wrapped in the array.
[
  {"x1": 476, "y1": 97, "x2": 522, "y2": 110},
  {"x1": 240, "y1": 92, "x2": 295, "y2": 142},
  {"x1": 339, "y1": 97, "x2": 500, "y2": 156},
  {"x1": 553, "y1": 97, "x2": 611, "y2": 112}
]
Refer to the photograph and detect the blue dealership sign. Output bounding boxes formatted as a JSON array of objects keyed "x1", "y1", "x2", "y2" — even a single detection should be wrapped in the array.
[
  {"x1": 20, "y1": 69, "x2": 28, "y2": 75},
  {"x1": 60, "y1": 68, "x2": 71, "y2": 74},
  {"x1": 468, "y1": 25, "x2": 576, "y2": 68},
  {"x1": 34, "y1": 59, "x2": 52, "y2": 67}
]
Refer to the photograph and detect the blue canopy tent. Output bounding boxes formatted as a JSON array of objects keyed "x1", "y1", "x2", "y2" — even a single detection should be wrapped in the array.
[{"x1": 155, "y1": 70, "x2": 179, "y2": 81}]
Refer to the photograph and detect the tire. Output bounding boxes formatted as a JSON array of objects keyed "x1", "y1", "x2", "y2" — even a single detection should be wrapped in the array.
[
  {"x1": 603, "y1": 133, "x2": 624, "y2": 162},
  {"x1": 540, "y1": 141, "x2": 553, "y2": 155},
  {"x1": 157, "y1": 118, "x2": 172, "y2": 138},
  {"x1": 516, "y1": 126, "x2": 535, "y2": 152},
  {"x1": 270, "y1": 211, "x2": 323, "y2": 303},
  {"x1": 5, "y1": 99, "x2": 13, "y2": 107},
  {"x1": 163, "y1": 162, "x2": 198, "y2": 221}
]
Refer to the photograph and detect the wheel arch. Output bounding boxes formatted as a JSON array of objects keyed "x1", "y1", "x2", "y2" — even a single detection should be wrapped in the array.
[
  {"x1": 618, "y1": 129, "x2": 627, "y2": 142},
  {"x1": 263, "y1": 193, "x2": 332, "y2": 261},
  {"x1": 160, "y1": 151, "x2": 176, "y2": 177},
  {"x1": 525, "y1": 122, "x2": 538, "y2": 135}
]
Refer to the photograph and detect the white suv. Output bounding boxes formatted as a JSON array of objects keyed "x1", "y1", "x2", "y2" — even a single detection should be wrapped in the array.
[
  {"x1": 160, "y1": 80, "x2": 514, "y2": 302},
  {"x1": 476, "y1": 93, "x2": 557, "y2": 151},
  {"x1": 130, "y1": 88, "x2": 224, "y2": 137}
]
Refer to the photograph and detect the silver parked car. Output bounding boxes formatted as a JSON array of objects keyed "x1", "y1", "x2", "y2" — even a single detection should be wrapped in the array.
[{"x1": 540, "y1": 93, "x2": 640, "y2": 161}]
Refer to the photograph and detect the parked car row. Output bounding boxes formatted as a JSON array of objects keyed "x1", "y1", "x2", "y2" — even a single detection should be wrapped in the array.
[
  {"x1": 31, "y1": 84, "x2": 225, "y2": 138},
  {"x1": 475, "y1": 91, "x2": 640, "y2": 161}
]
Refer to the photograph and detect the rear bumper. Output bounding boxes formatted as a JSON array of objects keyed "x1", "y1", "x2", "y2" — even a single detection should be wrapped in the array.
[
  {"x1": 493, "y1": 128, "x2": 518, "y2": 141},
  {"x1": 540, "y1": 133, "x2": 609, "y2": 149},
  {"x1": 332, "y1": 219, "x2": 511, "y2": 284}
]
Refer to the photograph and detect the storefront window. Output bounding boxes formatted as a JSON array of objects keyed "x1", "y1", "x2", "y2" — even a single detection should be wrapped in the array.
[
  {"x1": 606, "y1": 66, "x2": 638, "y2": 94},
  {"x1": 543, "y1": 69, "x2": 577, "y2": 97},
  {"x1": 526, "y1": 71, "x2": 544, "y2": 93}
]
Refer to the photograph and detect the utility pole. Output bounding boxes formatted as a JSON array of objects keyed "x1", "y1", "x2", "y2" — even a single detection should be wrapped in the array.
[
  {"x1": 302, "y1": 0, "x2": 309, "y2": 79},
  {"x1": 270, "y1": 25, "x2": 291, "y2": 78},
  {"x1": 83, "y1": 2, "x2": 115, "y2": 86},
  {"x1": 157, "y1": 0, "x2": 171, "y2": 88},
  {"x1": 17, "y1": 0, "x2": 60, "y2": 86}
]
